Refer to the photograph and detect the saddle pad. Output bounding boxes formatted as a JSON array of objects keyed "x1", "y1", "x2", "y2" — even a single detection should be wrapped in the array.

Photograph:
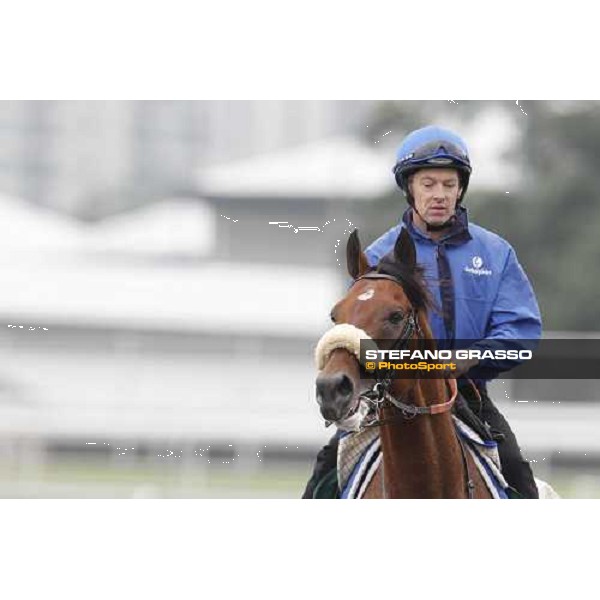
[
  {"x1": 452, "y1": 415, "x2": 510, "y2": 499},
  {"x1": 338, "y1": 432, "x2": 381, "y2": 499},
  {"x1": 337, "y1": 426, "x2": 379, "y2": 491},
  {"x1": 338, "y1": 417, "x2": 510, "y2": 499}
]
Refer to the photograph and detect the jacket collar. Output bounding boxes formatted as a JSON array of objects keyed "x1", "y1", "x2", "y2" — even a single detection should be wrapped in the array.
[{"x1": 401, "y1": 205, "x2": 472, "y2": 246}]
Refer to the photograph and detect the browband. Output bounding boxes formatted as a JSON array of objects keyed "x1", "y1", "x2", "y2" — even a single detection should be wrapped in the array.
[{"x1": 354, "y1": 272, "x2": 402, "y2": 285}]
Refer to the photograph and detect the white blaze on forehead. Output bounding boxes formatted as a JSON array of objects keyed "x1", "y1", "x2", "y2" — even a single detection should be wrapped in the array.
[
  {"x1": 357, "y1": 288, "x2": 375, "y2": 301},
  {"x1": 314, "y1": 323, "x2": 377, "y2": 370}
]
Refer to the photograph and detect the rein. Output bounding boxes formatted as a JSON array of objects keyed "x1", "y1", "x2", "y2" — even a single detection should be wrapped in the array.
[{"x1": 359, "y1": 378, "x2": 458, "y2": 426}]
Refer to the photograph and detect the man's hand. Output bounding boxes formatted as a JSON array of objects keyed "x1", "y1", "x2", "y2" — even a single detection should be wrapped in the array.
[{"x1": 452, "y1": 357, "x2": 479, "y2": 378}]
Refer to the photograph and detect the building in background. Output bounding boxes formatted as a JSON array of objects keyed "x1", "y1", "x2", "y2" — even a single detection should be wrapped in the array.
[{"x1": 198, "y1": 135, "x2": 392, "y2": 266}]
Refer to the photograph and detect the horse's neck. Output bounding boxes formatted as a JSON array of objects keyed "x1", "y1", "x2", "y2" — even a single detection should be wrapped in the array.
[{"x1": 378, "y1": 377, "x2": 465, "y2": 498}]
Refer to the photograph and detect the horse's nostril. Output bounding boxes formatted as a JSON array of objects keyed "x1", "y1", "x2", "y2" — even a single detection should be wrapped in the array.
[
  {"x1": 316, "y1": 372, "x2": 354, "y2": 403},
  {"x1": 338, "y1": 374, "x2": 353, "y2": 398},
  {"x1": 316, "y1": 372, "x2": 356, "y2": 423}
]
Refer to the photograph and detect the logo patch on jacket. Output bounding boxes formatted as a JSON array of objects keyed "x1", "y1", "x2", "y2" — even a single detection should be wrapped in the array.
[{"x1": 464, "y1": 256, "x2": 492, "y2": 276}]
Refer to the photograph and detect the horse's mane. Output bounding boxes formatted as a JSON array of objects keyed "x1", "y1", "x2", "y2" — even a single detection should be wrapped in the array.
[{"x1": 372, "y1": 251, "x2": 433, "y2": 313}]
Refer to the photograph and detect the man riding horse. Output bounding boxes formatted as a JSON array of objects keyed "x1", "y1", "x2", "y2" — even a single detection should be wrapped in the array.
[{"x1": 304, "y1": 125, "x2": 542, "y2": 499}]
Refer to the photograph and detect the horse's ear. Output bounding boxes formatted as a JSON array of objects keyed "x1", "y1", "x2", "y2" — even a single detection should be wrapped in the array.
[
  {"x1": 347, "y1": 229, "x2": 369, "y2": 279},
  {"x1": 393, "y1": 228, "x2": 417, "y2": 271}
]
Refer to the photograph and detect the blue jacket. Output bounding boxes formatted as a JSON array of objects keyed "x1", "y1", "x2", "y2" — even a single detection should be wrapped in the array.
[{"x1": 364, "y1": 206, "x2": 542, "y2": 381}]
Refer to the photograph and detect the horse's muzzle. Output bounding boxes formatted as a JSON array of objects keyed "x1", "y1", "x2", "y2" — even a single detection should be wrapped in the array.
[{"x1": 316, "y1": 372, "x2": 355, "y2": 422}]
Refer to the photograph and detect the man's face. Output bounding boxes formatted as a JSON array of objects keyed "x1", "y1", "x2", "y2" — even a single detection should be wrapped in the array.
[{"x1": 408, "y1": 168, "x2": 462, "y2": 228}]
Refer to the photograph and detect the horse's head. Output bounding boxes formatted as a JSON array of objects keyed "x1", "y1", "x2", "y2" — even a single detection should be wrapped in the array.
[{"x1": 314, "y1": 228, "x2": 432, "y2": 428}]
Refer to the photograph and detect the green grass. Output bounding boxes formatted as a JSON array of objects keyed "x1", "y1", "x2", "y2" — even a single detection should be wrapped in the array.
[
  {"x1": 2, "y1": 460, "x2": 598, "y2": 498},
  {"x1": 0, "y1": 459, "x2": 312, "y2": 498}
]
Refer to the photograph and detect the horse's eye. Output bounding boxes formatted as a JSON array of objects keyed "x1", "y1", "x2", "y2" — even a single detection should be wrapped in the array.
[
  {"x1": 330, "y1": 312, "x2": 336, "y2": 323},
  {"x1": 388, "y1": 311, "x2": 405, "y2": 325}
]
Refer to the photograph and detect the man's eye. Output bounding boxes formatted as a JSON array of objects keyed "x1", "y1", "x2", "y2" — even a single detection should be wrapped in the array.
[{"x1": 388, "y1": 312, "x2": 404, "y2": 325}]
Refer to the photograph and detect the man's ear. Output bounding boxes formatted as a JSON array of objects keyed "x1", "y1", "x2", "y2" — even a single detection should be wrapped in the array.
[
  {"x1": 346, "y1": 229, "x2": 370, "y2": 279},
  {"x1": 393, "y1": 228, "x2": 416, "y2": 271}
]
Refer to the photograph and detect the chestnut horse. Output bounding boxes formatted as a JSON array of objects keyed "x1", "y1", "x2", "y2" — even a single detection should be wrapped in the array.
[{"x1": 314, "y1": 229, "x2": 492, "y2": 498}]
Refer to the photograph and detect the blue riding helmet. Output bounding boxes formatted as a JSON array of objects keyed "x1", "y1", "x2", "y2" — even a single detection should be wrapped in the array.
[{"x1": 392, "y1": 126, "x2": 472, "y2": 204}]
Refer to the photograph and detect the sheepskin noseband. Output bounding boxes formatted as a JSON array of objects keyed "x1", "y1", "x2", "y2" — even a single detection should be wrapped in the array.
[{"x1": 314, "y1": 323, "x2": 377, "y2": 370}]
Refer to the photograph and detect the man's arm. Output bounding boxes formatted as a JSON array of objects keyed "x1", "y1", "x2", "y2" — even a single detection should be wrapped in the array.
[{"x1": 465, "y1": 245, "x2": 542, "y2": 377}]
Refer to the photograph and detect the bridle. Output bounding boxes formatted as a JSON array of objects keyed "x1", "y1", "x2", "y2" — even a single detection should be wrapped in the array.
[
  {"x1": 351, "y1": 272, "x2": 458, "y2": 425},
  {"x1": 359, "y1": 379, "x2": 458, "y2": 426}
]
